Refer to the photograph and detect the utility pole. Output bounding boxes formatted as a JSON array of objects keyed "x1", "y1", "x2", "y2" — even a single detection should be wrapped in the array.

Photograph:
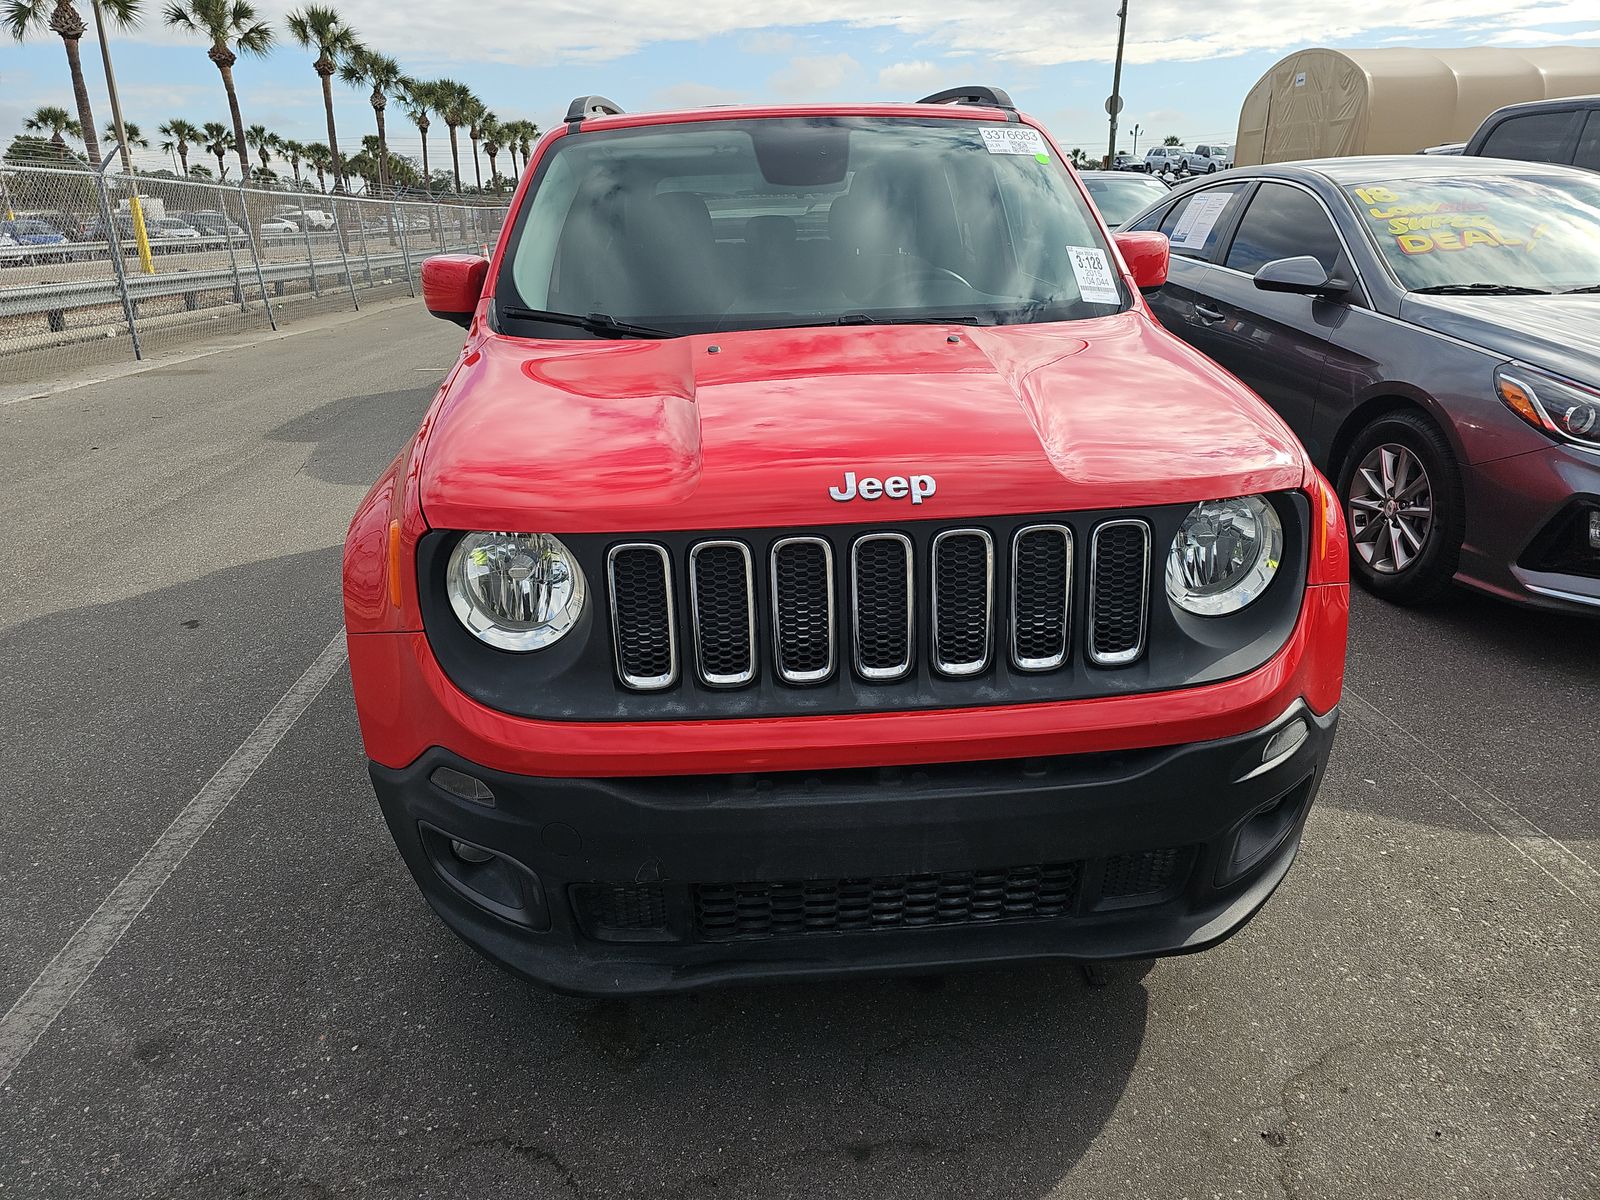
[
  {"x1": 1131, "y1": 122, "x2": 1143, "y2": 156},
  {"x1": 1106, "y1": 0, "x2": 1130, "y2": 168}
]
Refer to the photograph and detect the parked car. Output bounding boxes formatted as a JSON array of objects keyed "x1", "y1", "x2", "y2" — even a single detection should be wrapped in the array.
[
  {"x1": 259, "y1": 216, "x2": 299, "y2": 235},
  {"x1": 273, "y1": 206, "x2": 335, "y2": 230},
  {"x1": 1184, "y1": 143, "x2": 1234, "y2": 174},
  {"x1": 16, "y1": 208, "x2": 89, "y2": 241},
  {"x1": 1463, "y1": 94, "x2": 1600, "y2": 172},
  {"x1": 1143, "y1": 146, "x2": 1188, "y2": 175},
  {"x1": 1124, "y1": 155, "x2": 1600, "y2": 614},
  {"x1": 178, "y1": 210, "x2": 246, "y2": 239},
  {"x1": 144, "y1": 217, "x2": 202, "y2": 249},
  {"x1": 0, "y1": 218, "x2": 70, "y2": 262},
  {"x1": 1080, "y1": 169, "x2": 1172, "y2": 228},
  {"x1": 344, "y1": 86, "x2": 1350, "y2": 995},
  {"x1": 1112, "y1": 152, "x2": 1144, "y2": 171}
]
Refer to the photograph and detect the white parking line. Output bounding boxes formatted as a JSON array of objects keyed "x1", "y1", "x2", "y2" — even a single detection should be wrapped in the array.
[
  {"x1": 1344, "y1": 689, "x2": 1599, "y2": 912},
  {"x1": 0, "y1": 629, "x2": 349, "y2": 1088}
]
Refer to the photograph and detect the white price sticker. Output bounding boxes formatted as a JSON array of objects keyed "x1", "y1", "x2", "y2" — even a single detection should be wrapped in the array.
[
  {"x1": 1168, "y1": 190, "x2": 1232, "y2": 250},
  {"x1": 1067, "y1": 246, "x2": 1121, "y2": 305},
  {"x1": 980, "y1": 126, "x2": 1050, "y2": 157}
]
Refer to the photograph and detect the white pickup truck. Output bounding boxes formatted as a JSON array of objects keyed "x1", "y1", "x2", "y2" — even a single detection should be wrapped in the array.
[{"x1": 1183, "y1": 144, "x2": 1234, "y2": 174}]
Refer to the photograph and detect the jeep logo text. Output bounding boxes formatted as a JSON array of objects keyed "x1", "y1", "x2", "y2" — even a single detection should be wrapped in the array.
[{"x1": 828, "y1": 472, "x2": 937, "y2": 504}]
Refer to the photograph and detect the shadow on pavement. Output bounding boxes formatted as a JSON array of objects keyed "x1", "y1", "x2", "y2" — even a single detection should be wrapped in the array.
[{"x1": 266, "y1": 385, "x2": 438, "y2": 486}]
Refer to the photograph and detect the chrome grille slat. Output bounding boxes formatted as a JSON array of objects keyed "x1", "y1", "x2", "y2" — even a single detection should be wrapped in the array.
[
  {"x1": 851, "y1": 533, "x2": 914, "y2": 681},
  {"x1": 607, "y1": 543, "x2": 678, "y2": 690},
  {"x1": 1011, "y1": 524, "x2": 1073, "y2": 671},
  {"x1": 1087, "y1": 520, "x2": 1151, "y2": 667},
  {"x1": 931, "y1": 529, "x2": 993, "y2": 677},
  {"x1": 689, "y1": 540, "x2": 756, "y2": 687},
  {"x1": 770, "y1": 536, "x2": 836, "y2": 684}
]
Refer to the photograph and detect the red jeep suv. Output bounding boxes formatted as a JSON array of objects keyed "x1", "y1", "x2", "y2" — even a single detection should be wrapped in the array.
[{"x1": 344, "y1": 87, "x2": 1350, "y2": 994}]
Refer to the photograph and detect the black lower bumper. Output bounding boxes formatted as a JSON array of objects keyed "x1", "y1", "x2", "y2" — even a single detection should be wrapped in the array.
[{"x1": 370, "y1": 704, "x2": 1338, "y2": 995}]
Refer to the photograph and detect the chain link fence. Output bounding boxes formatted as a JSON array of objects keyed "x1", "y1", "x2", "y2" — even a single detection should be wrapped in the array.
[{"x1": 1, "y1": 162, "x2": 508, "y2": 382}]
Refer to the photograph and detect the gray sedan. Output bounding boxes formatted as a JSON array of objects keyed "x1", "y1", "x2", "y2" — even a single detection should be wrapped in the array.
[{"x1": 1123, "y1": 155, "x2": 1600, "y2": 616}]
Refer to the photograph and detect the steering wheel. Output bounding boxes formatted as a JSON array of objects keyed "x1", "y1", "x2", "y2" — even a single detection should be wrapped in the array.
[{"x1": 858, "y1": 257, "x2": 975, "y2": 303}]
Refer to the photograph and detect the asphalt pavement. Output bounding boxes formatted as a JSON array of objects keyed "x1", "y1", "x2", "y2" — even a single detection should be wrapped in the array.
[{"x1": 1, "y1": 301, "x2": 1595, "y2": 1199}]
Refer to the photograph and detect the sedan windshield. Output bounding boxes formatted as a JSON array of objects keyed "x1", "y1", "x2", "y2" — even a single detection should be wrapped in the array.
[
  {"x1": 1345, "y1": 173, "x2": 1600, "y2": 293},
  {"x1": 1083, "y1": 174, "x2": 1171, "y2": 228},
  {"x1": 500, "y1": 116, "x2": 1127, "y2": 337}
]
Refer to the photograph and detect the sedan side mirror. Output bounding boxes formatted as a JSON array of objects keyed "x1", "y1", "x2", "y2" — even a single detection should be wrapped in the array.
[
  {"x1": 422, "y1": 253, "x2": 489, "y2": 327},
  {"x1": 1253, "y1": 256, "x2": 1350, "y2": 298},
  {"x1": 1113, "y1": 230, "x2": 1170, "y2": 293}
]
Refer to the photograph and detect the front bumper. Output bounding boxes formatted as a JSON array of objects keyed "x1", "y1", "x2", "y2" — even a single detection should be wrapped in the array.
[
  {"x1": 371, "y1": 703, "x2": 1337, "y2": 995},
  {"x1": 1461, "y1": 444, "x2": 1600, "y2": 615}
]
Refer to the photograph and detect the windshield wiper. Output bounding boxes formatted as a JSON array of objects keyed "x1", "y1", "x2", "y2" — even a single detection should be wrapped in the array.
[
  {"x1": 1409, "y1": 283, "x2": 1550, "y2": 296},
  {"x1": 826, "y1": 313, "x2": 983, "y2": 326},
  {"x1": 501, "y1": 306, "x2": 674, "y2": 339},
  {"x1": 1561, "y1": 284, "x2": 1600, "y2": 294}
]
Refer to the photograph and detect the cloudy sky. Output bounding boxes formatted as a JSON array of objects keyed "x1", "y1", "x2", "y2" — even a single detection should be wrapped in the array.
[{"x1": 3, "y1": 0, "x2": 1597, "y2": 174}]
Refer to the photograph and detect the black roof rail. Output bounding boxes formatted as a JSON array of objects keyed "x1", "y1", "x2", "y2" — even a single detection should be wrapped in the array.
[
  {"x1": 565, "y1": 95, "x2": 626, "y2": 126},
  {"x1": 916, "y1": 86, "x2": 1018, "y2": 121}
]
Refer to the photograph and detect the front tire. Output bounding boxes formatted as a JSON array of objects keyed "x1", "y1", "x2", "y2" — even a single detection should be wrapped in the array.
[{"x1": 1337, "y1": 410, "x2": 1464, "y2": 605}]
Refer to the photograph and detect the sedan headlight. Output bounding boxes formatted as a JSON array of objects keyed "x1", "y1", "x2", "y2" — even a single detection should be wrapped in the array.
[
  {"x1": 446, "y1": 532, "x2": 586, "y2": 651},
  {"x1": 1494, "y1": 365, "x2": 1600, "y2": 450},
  {"x1": 1165, "y1": 496, "x2": 1283, "y2": 616}
]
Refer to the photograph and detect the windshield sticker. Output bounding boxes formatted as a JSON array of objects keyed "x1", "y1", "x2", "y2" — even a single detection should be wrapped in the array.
[
  {"x1": 1352, "y1": 184, "x2": 1531, "y2": 256},
  {"x1": 1169, "y1": 190, "x2": 1232, "y2": 249},
  {"x1": 1068, "y1": 246, "x2": 1121, "y2": 304},
  {"x1": 981, "y1": 126, "x2": 1050, "y2": 157}
]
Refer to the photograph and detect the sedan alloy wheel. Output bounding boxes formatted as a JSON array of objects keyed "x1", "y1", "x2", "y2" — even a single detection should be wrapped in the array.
[{"x1": 1348, "y1": 443, "x2": 1433, "y2": 574}]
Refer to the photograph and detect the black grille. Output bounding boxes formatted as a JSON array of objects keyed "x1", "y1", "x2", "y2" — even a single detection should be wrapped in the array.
[
  {"x1": 690, "y1": 542, "x2": 755, "y2": 685},
  {"x1": 1089, "y1": 522, "x2": 1149, "y2": 665},
  {"x1": 852, "y1": 535, "x2": 912, "y2": 679},
  {"x1": 932, "y1": 531, "x2": 992, "y2": 674},
  {"x1": 1012, "y1": 526, "x2": 1071, "y2": 669},
  {"x1": 570, "y1": 883, "x2": 668, "y2": 941},
  {"x1": 695, "y1": 861, "x2": 1082, "y2": 941},
  {"x1": 1100, "y1": 846, "x2": 1189, "y2": 898},
  {"x1": 608, "y1": 545, "x2": 675, "y2": 688},
  {"x1": 772, "y1": 538, "x2": 834, "y2": 682}
]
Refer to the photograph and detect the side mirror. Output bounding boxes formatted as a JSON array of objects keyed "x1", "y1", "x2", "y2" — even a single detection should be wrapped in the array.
[
  {"x1": 422, "y1": 253, "x2": 489, "y2": 327},
  {"x1": 1253, "y1": 256, "x2": 1350, "y2": 298},
  {"x1": 1113, "y1": 230, "x2": 1170, "y2": 292}
]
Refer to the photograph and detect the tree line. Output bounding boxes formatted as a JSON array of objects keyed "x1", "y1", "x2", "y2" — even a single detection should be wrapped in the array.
[{"x1": 5, "y1": 0, "x2": 539, "y2": 196}]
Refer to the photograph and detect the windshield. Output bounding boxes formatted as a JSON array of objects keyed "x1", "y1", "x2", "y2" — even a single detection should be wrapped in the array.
[
  {"x1": 1083, "y1": 175, "x2": 1170, "y2": 227},
  {"x1": 500, "y1": 116, "x2": 1126, "y2": 337},
  {"x1": 1345, "y1": 173, "x2": 1600, "y2": 292}
]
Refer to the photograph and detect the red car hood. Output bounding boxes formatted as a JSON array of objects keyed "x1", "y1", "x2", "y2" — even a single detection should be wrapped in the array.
[{"x1": 420, "y1": 312, "x2": 1307, "y2": 533}]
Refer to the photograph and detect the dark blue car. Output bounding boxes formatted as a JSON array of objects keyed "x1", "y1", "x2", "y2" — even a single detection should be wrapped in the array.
[{"x1": 1125, "y1": 155, "x2": 1600, "y2": 616}]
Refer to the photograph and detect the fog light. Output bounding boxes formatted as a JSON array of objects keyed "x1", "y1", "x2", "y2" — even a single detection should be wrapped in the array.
[
  {"x1": 1589, "y1": 511, "x2": 1600, "y2": 551},
  {"x1": 1262, "y1": 718, "x2": 1308, "y2": 764},
  {"x1": 451, "y1": 839, "x2": 495, "y2": 864}
]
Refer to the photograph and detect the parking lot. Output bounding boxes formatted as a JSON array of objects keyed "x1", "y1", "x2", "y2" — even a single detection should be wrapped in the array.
[{"x1": 0, "y1": 300, "x2": 1594, "y2": 1199}]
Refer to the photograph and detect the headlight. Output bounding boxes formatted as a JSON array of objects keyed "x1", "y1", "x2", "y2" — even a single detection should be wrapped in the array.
[
  {"x1": 446, "y1": 532, "x2": 586, "y2": 651},
  {"x1": 1495, "y1": 365, "x2": 1600, "y2": 450},
  {"x1": 1165, "y1": 496, "x2": 1283, "y2": 616}
]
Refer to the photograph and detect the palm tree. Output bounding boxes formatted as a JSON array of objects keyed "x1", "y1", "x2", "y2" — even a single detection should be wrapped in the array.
[
  {"x1": 433, "y1": 79, "x2": 471, "y2": 194},
  {"x1": 304, "y1": 141, "x2": 331, "y2": 193},
  {"x1": 340, "y1": 47, "x2": 402, "y2": 195},
  {"x1": 24, "y1": 104, "x2": 81, "y2": 156},
  {"x1": 158, "y1": 117, "x2": 201, "y2": 174},
  {"x1": 5, "y1": 0, "x2": 137, "y2": 167},
  {"x1": 104, "y1": 118, "x2": 149, "y2": 156},
  {"x1": 465, "y1": 96, "x2": 488, "y2": 192},
  {"x1": 202, "y1": 120, "x2": 234, "y2": 178},
  {"x1": 508, "y1": 119, "x2": 539, "y2": 175},
  {"x1": 285, "y1": 5, "x2": 359, "y2": 192},
  {"x1": 245, "y1": 122, "x2": 274, "y2": 178},
  {"x1": 163, "y1": 0, "x2": 273, "y2": 183},
  {"x1": 480, "y1": 114, "x2": 503, "y2": 192},
  {"x1": 187, "y1": 162, "x2": 212, "y2": 179},
  {"x1": 396, "y1": 78, "x2": 435, "y2": 194},
  {"x1": 280, "y1": 138, "x2": 306, "y2": 187},
  {"x1": 1163, "y1": 134, "x2": 1181, "y2": 147}
]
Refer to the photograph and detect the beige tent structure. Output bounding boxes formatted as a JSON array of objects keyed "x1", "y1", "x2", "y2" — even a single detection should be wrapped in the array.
[{"x1": 1235, "y1": 46, "x2": 1600, "y2": 165}]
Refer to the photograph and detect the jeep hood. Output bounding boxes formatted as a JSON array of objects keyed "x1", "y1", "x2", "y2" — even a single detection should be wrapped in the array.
[{"x1": 419, "y1": 313, "x2": 1307, "y2": 533}]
